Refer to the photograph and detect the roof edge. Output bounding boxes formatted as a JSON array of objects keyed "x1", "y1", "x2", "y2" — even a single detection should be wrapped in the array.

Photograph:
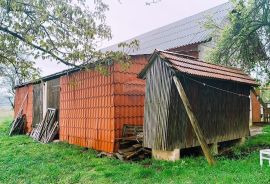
[
  {"x1": 138, "y1": 50, "x2": 258, "y2": 86},
  {"x1": 138, "y1": 50, "x2": 160, "y2": 79}
]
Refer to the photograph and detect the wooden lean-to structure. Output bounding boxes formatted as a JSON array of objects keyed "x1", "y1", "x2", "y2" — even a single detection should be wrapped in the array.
[{"x1": 139, "y1": 50, "x2": 257, "y2": 157}]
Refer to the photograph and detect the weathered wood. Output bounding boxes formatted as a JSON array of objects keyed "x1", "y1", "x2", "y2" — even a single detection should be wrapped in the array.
[
  {"x1": 10, "y1": 92, "x2": 28, "y2": 136},
  {"x1": 126, "y1": 148, "x2": 144, "y2": 159},
  {"x1": 33, "y1": 83, "x2": 43, "y2": 127},
  {"x1": 173, "y1": 76, "x2": 215, "y2": 165},
  {"x1": 9, "y1": 114, "x2": 26, "y2": 136},
  {"x1": 143, "y1": 55, "x2": 250, "y2": 151},
  {"x1": 46, "y1": 78, "x2": 60, "y2": 111},
  {"x1": 42, "y1": 82, "x2": 48, "y2": 117},
  {"x1": 143, "y1": 57, "x2": 175, "y2": 150},
  {"x1": 31, "y1": 108, "x2": 58, "y2": 143}
]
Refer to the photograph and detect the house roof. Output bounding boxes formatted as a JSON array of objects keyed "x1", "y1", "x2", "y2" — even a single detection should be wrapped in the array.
[
  {"x1": 102, "y1": 2, "x2": 233, "y2": 55},
  {"x1": 139, "y1": 50, "x2": 258, "y2": 86},
  {"x1": 14, "y1": 66, "x2": 82, "y2": 88},
  {"x1": 14, "y1": 59, "x2": 111, "y2": 88}
]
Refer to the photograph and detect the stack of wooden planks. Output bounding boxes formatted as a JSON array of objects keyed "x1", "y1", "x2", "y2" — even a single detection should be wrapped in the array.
[
  {"x1": 115, "y1": 125, "x2": 151, "y2": 161},
  {"x1": 9, "y1": 93, "x2": 28, "y2": 136},
  {"x1": 30, "y1": 108, "x2": 59, "y2": 143},
  {"x1": 9, "y1": 110, "x2": 26, "y2": 136}
]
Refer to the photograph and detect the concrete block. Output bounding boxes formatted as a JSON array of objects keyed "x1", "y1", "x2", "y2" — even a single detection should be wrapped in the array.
[{"x1": 152, "y1": 149, "x2": 180, "y2": 161}]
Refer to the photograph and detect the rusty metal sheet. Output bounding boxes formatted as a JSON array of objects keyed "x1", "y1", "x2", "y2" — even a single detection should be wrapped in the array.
[{"x1": 160, "y1": 51, "x2": 257, "y2": 85}]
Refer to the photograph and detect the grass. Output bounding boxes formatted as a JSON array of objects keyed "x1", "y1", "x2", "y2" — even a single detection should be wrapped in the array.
[{"x1": 1, "y1": 118, "x2": 270, "y2": 184}]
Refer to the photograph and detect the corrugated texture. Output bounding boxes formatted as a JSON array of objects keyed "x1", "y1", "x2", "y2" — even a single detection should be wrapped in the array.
[
  {"x1": 251, "y1": 91, "x2": 261, "y2": 123},
  {"x1": 59, "y1": 55, "x2": 147, "y2": 153},
  {"x1": 60, "y1": 67, "x2": 115, "y2": 152},
  {"x1": 143, "y1": 54, "x2": 251, "y2": 151},
  {"x1": 158, "y1": 51, "x2": 257, "y2": 85},
  {"x1": 14, "y1": 85, "x2": 33, "y2": 133},
  {"x1": 113, "y1": 56, "x2": 147, "y2": 151},
  {"x1": 102, "y1": 2, "x2": 232, "y2": 55}
]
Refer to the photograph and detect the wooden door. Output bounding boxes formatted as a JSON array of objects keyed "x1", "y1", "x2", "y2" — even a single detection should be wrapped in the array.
[
  {"x1": 32, "y1": 83, "x2": 43, "y2": 127},
  {"x1": 46, "y1": 78, "x2": 60, "y2": 120}
]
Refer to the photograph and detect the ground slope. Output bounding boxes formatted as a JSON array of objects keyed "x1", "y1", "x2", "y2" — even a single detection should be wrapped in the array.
[{"x1": 1, "y1": 118, "x2": 270, "y2": 184}]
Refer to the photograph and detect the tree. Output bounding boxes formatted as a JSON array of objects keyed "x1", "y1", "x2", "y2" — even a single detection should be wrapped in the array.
[
  {"x1": 206, "y1": 0, "x2": 270, "y2": 84},
  {"x1": 0, "y1": 0, "x2": 139, "y2": 105},
  {"x1": 0, "y1": 58, "x2": 39, "y2": 108},
  {"x1": 0, "y1": 0, "x2": 114, "y2": 66}
]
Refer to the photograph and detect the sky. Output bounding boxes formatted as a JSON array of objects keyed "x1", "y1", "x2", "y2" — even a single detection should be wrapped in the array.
[{"x1": 36, "y1": 0, "x2": 228, "y2": 77}]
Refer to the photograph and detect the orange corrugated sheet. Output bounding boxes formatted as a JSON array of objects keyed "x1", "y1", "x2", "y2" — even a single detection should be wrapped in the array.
[
  {"x1": 251, "y1": 91, "x2": 261, "y2": 123},
  {"x1": 59, "y1": 55, "x2": 147, "y2": 153},
  {"x1": 113, "y1": 56, "x2": 146, "y2": 151},
  {"x1": 60, "y1": 66, "x2": 115, "y2": 152},
  {"x1": 13, "y1": 56, "x2": 147, "y2": 153},
  {"x1": 14, "y1": 85, "x2": 33, "y2": 133}
]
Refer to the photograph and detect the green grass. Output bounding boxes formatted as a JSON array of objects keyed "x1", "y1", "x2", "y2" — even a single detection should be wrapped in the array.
[{"x1": 1, "y1": 118, "x2": 270, "y2": 184}]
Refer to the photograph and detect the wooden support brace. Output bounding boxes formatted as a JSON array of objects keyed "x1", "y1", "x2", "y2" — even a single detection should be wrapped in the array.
[{"x1": 173, "y1": 76, "x2": 216, "y2": 165}]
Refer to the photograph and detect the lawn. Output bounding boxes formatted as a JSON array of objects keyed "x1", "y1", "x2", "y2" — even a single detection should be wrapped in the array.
[{"x1": 1, "y1": 118, "x2": 270, "y2": 184}]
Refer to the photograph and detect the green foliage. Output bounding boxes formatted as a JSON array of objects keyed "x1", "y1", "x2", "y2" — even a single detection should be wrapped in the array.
[
  {"x1": 1, "y1": 118, "x2": 270, "y2": 183},
  {"x1": 0, "y1": 0, "x2": 111, "y2": 66},
  {"x1": 207, "y1": 0, "x2": 270, "y2": 84},
  {"x1": 0, "y1": 0, "x2": 140, "y2": 107},
  {"x1": 260, "y1": 84, "x2": 270, "y2": 102}
]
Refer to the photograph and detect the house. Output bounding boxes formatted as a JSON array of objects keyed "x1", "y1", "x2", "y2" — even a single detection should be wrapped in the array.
[
  {"x1": 14, "y1": 2, "x2": 240, "y2": 153},
  {"x1": 138, "y1": 50, "x2": 257, "y2": 160}
]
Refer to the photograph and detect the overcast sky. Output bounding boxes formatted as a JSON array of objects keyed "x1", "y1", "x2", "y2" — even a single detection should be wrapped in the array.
[{"x1": 36, "y1": 0, "x2": 228, "y2": 76}]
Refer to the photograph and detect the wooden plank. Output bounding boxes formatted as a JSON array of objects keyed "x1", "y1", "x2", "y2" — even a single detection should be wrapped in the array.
[
  {"x1": 9, "y1": 93, "x2": 28, "y2": 136},
  {"x1": 33, "y1": 83, "x2": 43, "y2": 127},
  {"x1": 173, "y1": 76, "x2": 216, "y2": 165},
  {"x1": 46, "y1": 78, "x2": 60, "y2": 121}
]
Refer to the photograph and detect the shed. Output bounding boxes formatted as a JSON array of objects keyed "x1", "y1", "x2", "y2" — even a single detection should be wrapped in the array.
[
  {"x1": 138, "y1": 50, "x2": 257, "y2": 159},
  {"x1": 14, "y1": 55, "x2": 148, "y2": 153}
]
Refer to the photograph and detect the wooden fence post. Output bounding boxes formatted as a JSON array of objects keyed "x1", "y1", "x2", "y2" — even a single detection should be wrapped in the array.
[{"x1": 173, "y1": 76, "x2": 216, "y2": 165}]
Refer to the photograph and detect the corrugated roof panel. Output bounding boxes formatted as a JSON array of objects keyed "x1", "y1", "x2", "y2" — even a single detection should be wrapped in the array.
[
  {"x1": 159, "y1": 51, "x2": 257, "y2": 86},
  {"x1": 102, "y1": 2, "x2": 233, "y2": 55}
]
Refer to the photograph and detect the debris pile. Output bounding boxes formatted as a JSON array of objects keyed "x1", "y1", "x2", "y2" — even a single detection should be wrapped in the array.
[
  {"x1": 9, "y1": 111, "x2": 26, "y2": 136},
  {"x1": 115, "y1": 125, "x2": 151, "y2": 161},
  {"x1": 31, "y1": 108, "x2": 59, "y2": 143},
  {"x1": 9, "y1": 93, "x2": 28, "y2": 136}
]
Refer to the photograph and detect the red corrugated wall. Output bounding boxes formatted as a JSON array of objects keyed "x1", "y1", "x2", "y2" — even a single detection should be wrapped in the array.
[
  {"x1": 14, "y1": 85, "x2": 33, "y2": 133},
  {"x1": 251, "y1": 91, "x2": 261, "y2": 123},
  {"x1": 60, "y1": 66, "x2": 115, "y2": 152},
  {"x1": 59, "y1": 56, "x2": 147, "y2": 152},
  {"x1": 113, "y1": 56, "x2": 147, "y2": 151}
]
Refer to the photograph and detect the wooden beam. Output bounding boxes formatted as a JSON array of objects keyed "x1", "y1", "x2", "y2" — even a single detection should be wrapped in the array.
[{"x1": 173, "y1": 76, "x2": 216, "y2": 165}]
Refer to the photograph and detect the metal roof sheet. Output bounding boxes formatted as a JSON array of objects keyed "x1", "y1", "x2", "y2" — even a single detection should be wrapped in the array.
[
  {"x1": 162, "y1": 51, "x2": 258, "y2": 85},
  {"x1": 102, "y1": 2, "x2": 233, "y2": 55},
  {"x1": 139, "y1": 50, "x2": 258, "y2": 86}
]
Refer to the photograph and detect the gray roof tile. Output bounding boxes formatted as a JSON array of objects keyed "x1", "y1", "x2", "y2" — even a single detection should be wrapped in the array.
[{"x1": 102, "y1": 2, "x2": 233, "y2": 55}]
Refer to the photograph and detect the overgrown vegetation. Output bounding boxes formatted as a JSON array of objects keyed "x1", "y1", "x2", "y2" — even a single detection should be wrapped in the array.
[
  {"x1": 1, "y1": 118, "x2": 270, "y2": 183},
  {"x1": 207, "y1": 0, "x2": 270, "y2": 84}
]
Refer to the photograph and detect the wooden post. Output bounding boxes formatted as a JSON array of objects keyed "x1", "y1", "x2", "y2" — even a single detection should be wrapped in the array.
[{"x1": 173, "y1": 76, "x2": 216, "y2": 165}]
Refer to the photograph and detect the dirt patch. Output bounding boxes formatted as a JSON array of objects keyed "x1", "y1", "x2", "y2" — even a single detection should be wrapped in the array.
[{"x1": 218, "y1": 144, "x2": 270, "y2": 160}]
